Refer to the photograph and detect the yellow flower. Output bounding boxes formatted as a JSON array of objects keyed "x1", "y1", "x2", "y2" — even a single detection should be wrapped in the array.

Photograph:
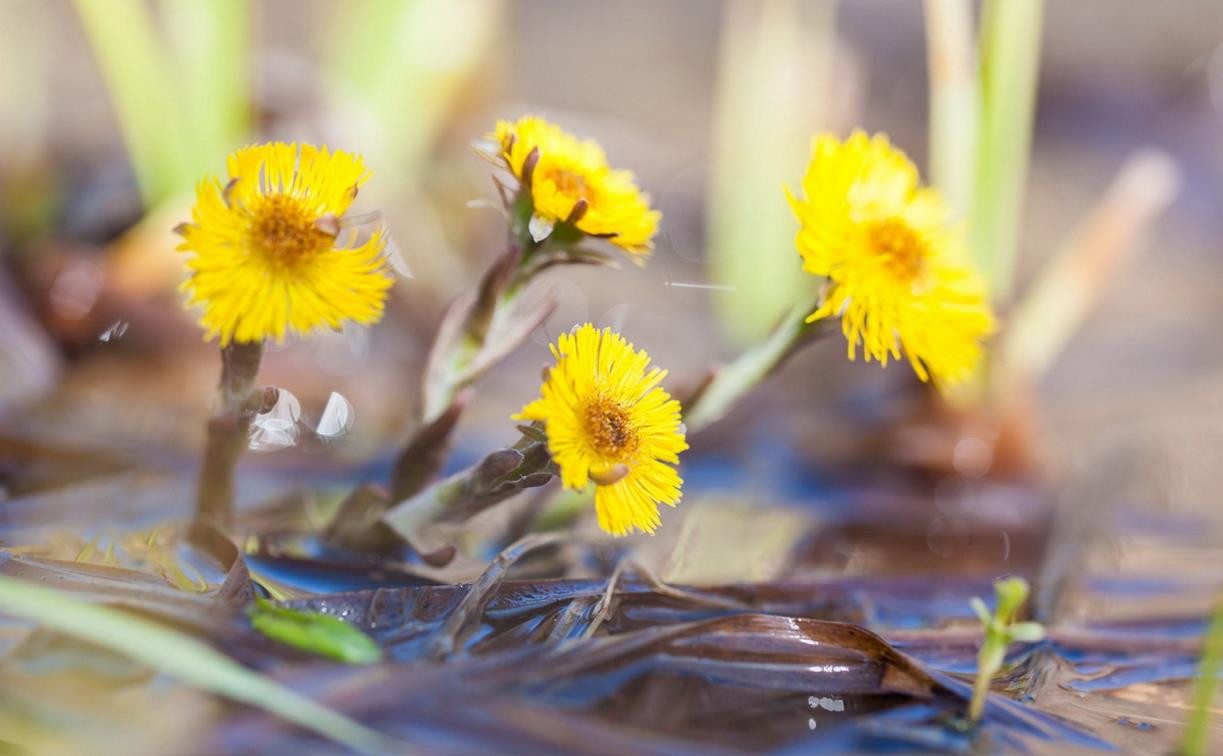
[
  {"x1": 176, "y1": 142, "x2": 393, "y2": 346},
  {"x1": 515, "y1": 324, "x2": 687, "y2": 536},
  {"x1": 787, "y1": 131, "x2": 995, "y2": 386},
  {"x1": 494, "y1": 116, "x2": 660, "y2": 256}
]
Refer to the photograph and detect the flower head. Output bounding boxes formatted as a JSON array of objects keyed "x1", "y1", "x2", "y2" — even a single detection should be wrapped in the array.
[
  {"x1": 515, "y1": 324, "x2": 687, "y2": 536},
  {"x1": 176, "y1": 142, "x2": 394, "y2": 346},
  {"x1": 787, "y1": 131, "x2": 995, "y2": 386},
  {"x1": 493, "y1": 116, "x2": 659, "y2": 256}
]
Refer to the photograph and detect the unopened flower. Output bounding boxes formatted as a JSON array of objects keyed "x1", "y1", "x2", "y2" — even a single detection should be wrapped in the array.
[
  {"x1": 787, "y1": 131, "x2": 995, "y2": 386},
  {"x1": 515, "y1": 324, "x2": 686, "y2": 536},
  {"x1": 176, "y1": 143, "x2": 393, "y2": 346},
  {"x1": 493, "y1": 116, "x2": 659, "y2": 256}
]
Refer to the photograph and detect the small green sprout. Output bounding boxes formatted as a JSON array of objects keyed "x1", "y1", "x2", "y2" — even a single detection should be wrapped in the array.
[
  {"x1": 968, "y1": 576, "x2": 1046, "y2": 723},
  {"x1": 248, "y1": 597, "x2": 383, "y2": 665}
]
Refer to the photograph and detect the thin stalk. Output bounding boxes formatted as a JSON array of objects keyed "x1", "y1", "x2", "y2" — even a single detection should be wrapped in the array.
[
  {"x1": 195, "y1": 341, "x2": 264, "y2": 526},
  {"x1": 971, "y1": 0, "x2": 1044, "y2": 301},
  {"x1": 1184, "y1": 599, "x2": 1223, "y2": 756},
  {"x1": 72, "y1": 0, "x2": 191, "y2": 204},
  {"x1": 923, "y1": 0, "x2": 978, "y2": 220}
]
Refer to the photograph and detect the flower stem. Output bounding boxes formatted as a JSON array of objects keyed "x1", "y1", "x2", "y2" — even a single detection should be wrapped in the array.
[
  {"x1": 683, "y1": 304, "x2": 826, "y2": 433},
  {"x1": 383, "y1": 436, "x2": 554, "y2": 544},
  {"x1": 390, "y1": 227, "x2": 548, "y2": 503},
  {"x1": 195, "y1": 340, "x2": 263, "y2": 526}
]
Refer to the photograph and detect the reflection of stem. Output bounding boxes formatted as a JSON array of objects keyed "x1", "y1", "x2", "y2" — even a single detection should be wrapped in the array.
[
  {"x1": 195, "y1": 341, "x2": 263, "y2": 526},
  {"x1": 684, "y1": 303, "x2": 827, "y2": 433}
]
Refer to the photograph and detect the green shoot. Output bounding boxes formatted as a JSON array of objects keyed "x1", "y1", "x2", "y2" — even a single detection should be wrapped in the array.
[{"x1": 968, "y1": 576, "x2": 1045, "y2": 723}]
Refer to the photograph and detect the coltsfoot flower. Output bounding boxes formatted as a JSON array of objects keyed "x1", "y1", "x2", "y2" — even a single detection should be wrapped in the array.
[
  {"x1": 493, "y1": 116, "x2": 660, "y2": 256},
  {"x1": 176, "y1": 142, "x2": 394, "y2": 346},
  {"x1": 787, "y1": 131, "x2": 995, "y2": 386},
  {"x1": 515, "y1": 324, "x2": 687, "y2": 536}
]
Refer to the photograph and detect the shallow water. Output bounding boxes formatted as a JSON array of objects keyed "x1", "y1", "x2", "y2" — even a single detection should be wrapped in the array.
[{"x1": 2, "y1": 427, "x2": 1217, "y2": 753}]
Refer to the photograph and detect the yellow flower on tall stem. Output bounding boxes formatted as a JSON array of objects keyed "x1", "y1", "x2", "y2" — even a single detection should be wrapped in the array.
[
  {"x1": 787, "y1": 131, "x2": 995, "y2": 386},
  {"x1": 515, "y1": 324, "x2": 687, "y2": 536},
  {"x1": 494, "y1": 116, "x2": 659, "y2": 257},
  {"x1": 177, "y1": 142, "x2": 393, "y2": 346},
  {"x1": 175, "y1": 142, "x2": 394, "y2": 524}
]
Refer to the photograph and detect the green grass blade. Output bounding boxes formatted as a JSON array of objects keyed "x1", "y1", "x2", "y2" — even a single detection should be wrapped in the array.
[
  {"x1": 706, "y1": 0, "x2": 830, "y2": 344},
  {"x1": 72, "y1": 0, "x2": 192, "y2": 204},
  {"x1": 0, "y1": 574, "x2": 394, "y2": 754},
  {"x1": 971, "y1": 0, "x2": 1044, "y2": 301}
]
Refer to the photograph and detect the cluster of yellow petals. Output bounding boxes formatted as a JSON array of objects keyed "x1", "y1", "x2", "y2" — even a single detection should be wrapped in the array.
[
  {"x1": 515, "y1": 324, "x2": 687, "y2": 536},
  {"x1": 787, "y1": 131, "x2": 995, "y2": 386},
  {"x1": 494, "y1": 116, "x2": 659, "y2": 256},
  {"x1": 177, "y1": 143, "x2": 393, "y2": 346}
]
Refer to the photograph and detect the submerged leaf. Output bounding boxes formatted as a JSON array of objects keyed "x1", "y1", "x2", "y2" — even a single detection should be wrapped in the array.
[{"x1": 248, "y1": 597, "x2": 382, "y2": 665}]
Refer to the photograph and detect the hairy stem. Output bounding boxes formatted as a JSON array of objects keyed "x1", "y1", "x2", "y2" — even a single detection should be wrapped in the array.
[
  {"x1": 194, "y1": 340, "x2": 263, "y2": 526},
  {"x1": 683, "y1": 304, "x2": 827, "y2": 433}
]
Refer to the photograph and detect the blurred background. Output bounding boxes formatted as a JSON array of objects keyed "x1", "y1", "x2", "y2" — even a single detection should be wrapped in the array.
[
  {"x1": 0, "y1": 0, "x2": 1222, "y2": 593},
  {"x1": 3, "y1": 1, "x2": 1223, "y2": 749}
]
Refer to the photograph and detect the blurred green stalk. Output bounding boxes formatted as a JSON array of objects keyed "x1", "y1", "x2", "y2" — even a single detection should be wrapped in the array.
[
  {"x1": 1184, "y1": 599, "x2": 1223, "y2": 756},
  {"x1": 73, "y1": 0, "x2": 193, "y2": 204},
  {"x1": 707, "y1": 0, "x2": 831, "y2": 345},
  {"x1": 971, "y1": 0, "x2": 1044, "y2": 302},
  {"x1": 73, "y1": 0, "x2": 251, "y2": 204},
  {"x1": 161, "y1": 0, "x2": 250, "y2": 178},
  {"x1": 923, "y1": 0, "x2": 977, "y2": 221},
  {"x1": 328, "y1": 0, "x2": 501, "y2": 176}
]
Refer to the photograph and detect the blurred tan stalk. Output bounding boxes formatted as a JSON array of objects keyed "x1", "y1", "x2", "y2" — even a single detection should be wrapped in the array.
[
  {"x1": 923, "y1": 0, "x2": 978, "y2": 220},
  {"x1": 997, "y1": 150, "x2": 1180, "y2": 407}
]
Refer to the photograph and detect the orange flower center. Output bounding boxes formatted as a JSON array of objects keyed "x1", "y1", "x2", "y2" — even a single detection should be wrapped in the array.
[
  {"x1": 540, "y1": 165, "x2": 597, "y2": 206},
  {"x1": 249, "y1": 195, "x2": 333, "y2": 270},
  {"x1": 867, "y1": 218, "x2": 927, "y2": 281},
  {"x1": 584, "y1": 394, "x2": 638, "y2": 458}
]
